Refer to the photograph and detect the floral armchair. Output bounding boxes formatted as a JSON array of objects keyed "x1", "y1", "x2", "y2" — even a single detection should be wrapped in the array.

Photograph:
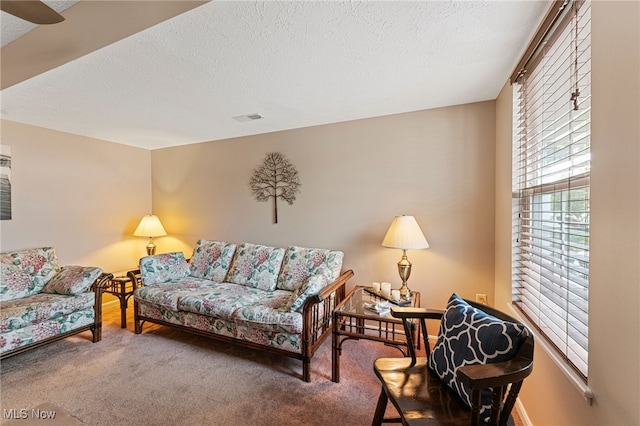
[{"x1": 0, "y1": 247, "x2": 112, "y2": 358}]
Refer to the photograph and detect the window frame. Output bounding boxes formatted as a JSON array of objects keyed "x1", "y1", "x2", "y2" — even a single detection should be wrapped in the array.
[{"x1": 511, "y1": 0, "x2": 591, "y2": 383}]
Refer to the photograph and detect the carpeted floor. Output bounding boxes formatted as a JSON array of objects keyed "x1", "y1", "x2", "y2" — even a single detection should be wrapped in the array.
[
  {"x1": 1, "y1": 303, "x2": 524, "y2": 426},
  {"x1": 1, "y1": 303, "x2": 405, "y2": 425}
]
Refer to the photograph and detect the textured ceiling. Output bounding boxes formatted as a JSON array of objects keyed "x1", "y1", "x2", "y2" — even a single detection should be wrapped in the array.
[{"x1": 0, "y1": 1, "x2": 549, "y2": 150}]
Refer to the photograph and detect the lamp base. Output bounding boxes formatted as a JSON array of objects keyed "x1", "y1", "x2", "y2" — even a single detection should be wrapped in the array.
[
  {"x1": 398, "y1": 282, "x2": 411, "y2": 300},
  {"x1": 397, "y1": 249, "x2": 412, "y2": 300},
  {"x1": 146, "y1": 240, "x2": 157, "y2": 256}
]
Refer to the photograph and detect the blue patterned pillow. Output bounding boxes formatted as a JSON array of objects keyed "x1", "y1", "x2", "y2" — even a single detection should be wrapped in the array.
[{"x1": 428, "y1": 293, "x2": 526, "y2": 422}]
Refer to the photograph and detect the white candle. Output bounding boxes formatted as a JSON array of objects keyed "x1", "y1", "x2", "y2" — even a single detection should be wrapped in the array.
[
  {"x1": 381, "y1": 282, "x2": 391, "y2": 297},
  {"x1": 391, "y1": 289, "x2": 400, "y2": 301},
  {"x1": 372, "y1": 282, "x2": 381, "y2": 293}
]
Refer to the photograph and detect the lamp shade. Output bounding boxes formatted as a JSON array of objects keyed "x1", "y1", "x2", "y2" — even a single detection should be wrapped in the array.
[
  {"x1": 381, "y1": 215, "x2": 429, "y2": 250},
  {"x1": 133, "y1": 215, "x2": 167, "y2": 238}
]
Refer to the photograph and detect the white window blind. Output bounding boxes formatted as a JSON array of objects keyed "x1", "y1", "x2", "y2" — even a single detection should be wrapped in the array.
[{"x1": 512, "y1": 0, "x2": 591, "y2": 380}]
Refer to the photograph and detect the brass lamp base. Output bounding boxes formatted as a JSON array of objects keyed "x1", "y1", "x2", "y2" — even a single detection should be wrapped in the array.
[
  {"x1": 397, "y1": 249, "x2": 412, "y2": 300},
  {"x1": 146, "y1": 239, "x2": 157, "y2": 256}
]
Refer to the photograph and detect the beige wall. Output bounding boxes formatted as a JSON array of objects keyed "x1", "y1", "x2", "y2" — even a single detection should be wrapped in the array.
[
  {"x1": 0, "y1": 120, "x2": 153, "y2": 273},
  {"x1": 151, "y1": 101, "x2": 497, "y2": 308},
  {"x1": 494, "y1": 2, "x2": 640, "y2": 425}
]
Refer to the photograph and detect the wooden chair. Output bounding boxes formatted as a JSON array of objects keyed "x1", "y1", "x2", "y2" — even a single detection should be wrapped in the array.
[{"x1": 372, "y1": 301, "x2": 534, "y2": 426}]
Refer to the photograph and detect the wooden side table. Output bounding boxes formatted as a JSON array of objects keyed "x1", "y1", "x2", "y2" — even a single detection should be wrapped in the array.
[
  {"x1": 104, "y1": 276, "x2": 135, "y2": 328},
  {"x1": 332, "y1": 286, "x2": 421, "y2": 383}
]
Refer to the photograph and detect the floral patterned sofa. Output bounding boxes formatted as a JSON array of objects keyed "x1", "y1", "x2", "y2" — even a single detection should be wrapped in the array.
[
  {"x1": 0, "y1": 247, "x2": 112, "y2": 358},
  {"x1": 129, "y1": 240, "x2": 353, "y2": 382}
]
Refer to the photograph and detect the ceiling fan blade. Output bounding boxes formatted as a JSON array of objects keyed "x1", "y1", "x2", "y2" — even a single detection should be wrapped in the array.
[{"x1": 1, "y1": 1, "x2": 64, "y2": 24}]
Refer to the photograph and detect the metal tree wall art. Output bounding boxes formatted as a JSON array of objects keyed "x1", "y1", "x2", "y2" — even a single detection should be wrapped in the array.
[{"x1": 250, "y1": 152, "x2": 301, "y2": 224}]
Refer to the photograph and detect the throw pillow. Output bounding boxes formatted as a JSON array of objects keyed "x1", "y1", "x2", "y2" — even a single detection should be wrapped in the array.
[
  {"x1": 0, "y1": 247, "x2": 60, "y2": 302},
  {"x1": 42, "y1": 265, "x2": 103, "y2": 295},
  {"x1": 288, "y1": 274, "x2": 329, "y2": 312},
  {"x1": 189, "y1": 239, "x2": 237, "y2": 282},
  {"x1": 428, "y1": 293, "x2": 527, "y2": 423},
  {"x1": 226, "y1": 243, "x2": 285, "y2": 291},
  {"x1": 139, "y1": 252, "x2": 190, "y2": 286},
  {"x1": 227, "y1": 243, "x2": 284, "y2": 291},
  {"x1": 276, "y1": 246, "x2": 344, "y2": 291}
]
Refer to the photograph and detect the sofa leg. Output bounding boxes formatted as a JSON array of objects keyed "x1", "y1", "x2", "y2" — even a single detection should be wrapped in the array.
[
  {"x1": 133, "y1": 300, "x2": 143, "y2": 334},
  {"x1": 92, "y1": 323, "x2": 102, "y2": 342},
  {"x1": 302, "y1": 358, "x2": 311, "y2": 382}
]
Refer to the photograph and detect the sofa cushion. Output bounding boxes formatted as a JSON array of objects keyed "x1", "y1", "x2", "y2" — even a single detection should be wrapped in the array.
[
  {"x1": 139, "y1": 252, "x2": 190, "y2": 286},
  {"x1": 287, "y1": 274, "x2": 330, "y2": 312},
  {"x1": 234, "y1": 326, "x2": 302, "y2": 353},
  {"x1": 226, "y1": 243, "x2": 285, "y2": 291},
  {"x1": 0, "y1": 308, "x2": 95, "y2": 354},
  {"x1": 0, "y1": 292, "x2": 95, "y2": 332},
  {"x1": 0, "y1": 247, "x2": 60, "y2": 302},
  {"x1": 233, "y1": 290, "x2": 303, "y2": 334},
  {"x1": 428, "y1": 294, "x2": 527, "y2": 423},
  {"x1": 135, "y1": 276, "x2": 214, "y2": 310},
  {"x1": 42, "y1": 266, "x2": 102, "y2": 295},
  {"x1": 177, "y1": 283, "x2": 266, "y2": 321},
  {"x1": 137, "y1": 299, "x2": 237, "y2": 340},
  {"x1": 189, "y1": 240, "x2": 237, "y2": 282},
  {"x1": 276, "y1": 246, "x2": 344, "y2": 291}
]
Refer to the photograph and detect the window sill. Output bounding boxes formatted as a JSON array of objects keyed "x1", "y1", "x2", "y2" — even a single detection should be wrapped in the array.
[{"x1": 506, "y1": 303, "x2": 594, "y2": 404}]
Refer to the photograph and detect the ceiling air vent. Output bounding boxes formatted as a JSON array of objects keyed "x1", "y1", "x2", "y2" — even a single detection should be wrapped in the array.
[{"x1": 233, "y1": 113, "x2": 264, "y2": 122}]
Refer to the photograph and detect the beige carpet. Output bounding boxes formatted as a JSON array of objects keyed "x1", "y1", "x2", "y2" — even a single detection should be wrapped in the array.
[{"x1": 1, "y1": 304, "x2": 406, "y2": 425}]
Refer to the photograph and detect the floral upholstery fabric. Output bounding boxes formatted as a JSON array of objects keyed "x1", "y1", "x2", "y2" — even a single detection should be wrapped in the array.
[
  {"x1": 139, "y1": 252, "x2": 190, "y2": 286},
  {"x1": 0, "y1": 292, "x2": 95, "y2": 332},
  {"x1": 0, "y1": 247, "x2": 60, "y2": 302},
  {"x1": 276, "y1": 246, "x2": 344, "y2": 291},
  {"x1": 137, "y1": 300, "x2": 236, "y2": 339},
  {"x1": 288, "y1": 274, "x2": 330, "y2": 312},
  {"x1": 137, "y1": 300, "x2": 301, "y2": 353},
  {"x1": 135, "y1": 277, "x2": 213, "y2": 310},
  {"x1": 189, "y1": 240, "x2": 237, "y2": 282},
  {"x1": 133, "y1": 243, "x2": 349, "y2": 358},
  {"x1": 226, "y1": 243, "x2": 285, "y2": 291},
  {"x1": 177, "y1": 283, "x2": 266, "y2": 321},
  {"x1": 234, "y1": 324, "x2": 301, "y2": 353},
  {"x1": 234, "y1": 290, "x2": 302, "y2": 334},
  {"x1": 42, "y1": 265, "x2": 102, "y2": 295},
  {"x1": 0, "y1": 308, "x2": 94, "y2": 354}
]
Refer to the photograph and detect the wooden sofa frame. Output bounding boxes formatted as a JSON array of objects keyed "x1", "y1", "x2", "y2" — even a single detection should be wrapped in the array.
[
  {"x1": 128, "y1": 269, "x2": 354, "y2": 382},
  {"x1": 0, "y1": 272, "x2": 113, "y2": 360}
]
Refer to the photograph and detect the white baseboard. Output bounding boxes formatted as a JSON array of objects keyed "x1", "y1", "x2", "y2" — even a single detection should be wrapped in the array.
[
  {"x1": 102, "y1": 299, "x2": 119, "y2": 308},
  {"x1": 515, "y1": 398, "x2": 532, "y2": 426}
]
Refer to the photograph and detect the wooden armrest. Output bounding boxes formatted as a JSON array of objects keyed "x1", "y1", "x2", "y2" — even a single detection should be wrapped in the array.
[
  {"x1": 127, "y1": 269, "x2": 142, "y2": 290},
  {"x1": 457, "y1": 355, "x2": 534, "y2": 389},
  {"x1": 92, "y1": 272, "x2": 114, "y2": 290},
  {"x1": 390, "y1": 306, "x2": 444, "y2": 321}
]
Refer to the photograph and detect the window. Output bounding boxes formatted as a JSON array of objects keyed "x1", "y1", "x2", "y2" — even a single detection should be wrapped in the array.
[{"x1": 512, "y1": 0, "x2": 591, "y2": 380}]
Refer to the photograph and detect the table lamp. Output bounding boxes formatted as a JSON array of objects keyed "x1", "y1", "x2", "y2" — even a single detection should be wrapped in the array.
[
  {"x1": 381, "y1": 215, "x2": 429, "y2": 299},
  {"x1": 133, "y1": 214, "x2": 167, "y2": 255}
]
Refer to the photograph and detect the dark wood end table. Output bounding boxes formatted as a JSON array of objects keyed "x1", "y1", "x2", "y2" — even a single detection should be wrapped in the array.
[
  {"x1": 331, "y1": 285, "x2": 420, "y2": 383},
  {"x1": 104, "y1": 276, "x2": 135, "y2": 328}
]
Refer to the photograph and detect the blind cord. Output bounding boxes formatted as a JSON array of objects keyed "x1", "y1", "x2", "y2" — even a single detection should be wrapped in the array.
[{"x1": 570, "y1": 2, "x2": 580, "y2": 111}]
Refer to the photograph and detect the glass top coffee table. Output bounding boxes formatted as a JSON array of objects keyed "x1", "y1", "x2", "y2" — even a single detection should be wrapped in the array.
[{"x1": 331, "y1": 285, "x2": 420, "y2": 383}]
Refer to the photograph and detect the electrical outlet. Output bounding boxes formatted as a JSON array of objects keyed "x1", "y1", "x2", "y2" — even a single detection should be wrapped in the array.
[{"x1": 475, "y1": 293, "x2": 487, "y2": 305}]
